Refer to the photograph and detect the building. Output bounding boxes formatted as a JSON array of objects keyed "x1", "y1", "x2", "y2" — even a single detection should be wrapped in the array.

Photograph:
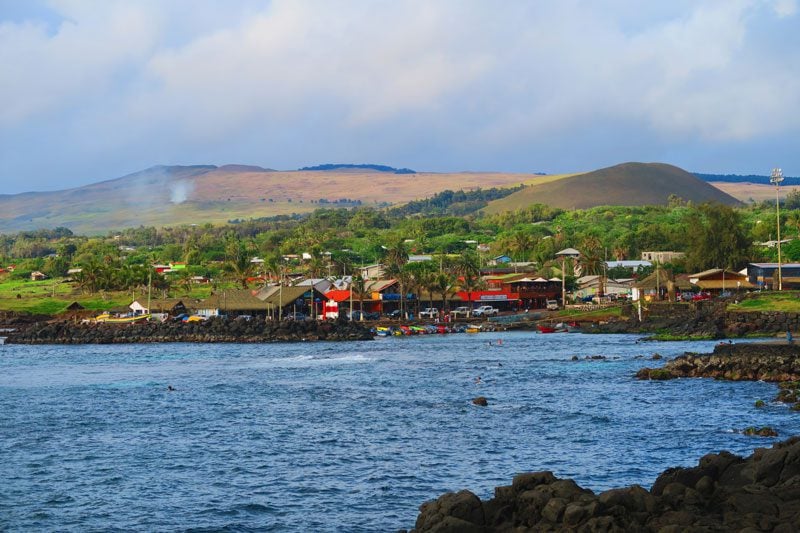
[
  {"x1": 605, "y1": 260, "x2": 651, "y2": 272},
  {"x1": 688, "y1": 269, "x2": 754, "y2": 294},
  {"x1": 574, "y1": 275, "x2": 635, "y2": 300},
  {"x1": 129, "y1": 298, "x2": 187, "y2": 317},
  {"x1": 195, "y1": 290, "x2": 274, "y2": 318},
  {"x1": 641, "y1": 251, "x2": 685, "y2": 264},
  {"x1": 746, "y1": 263, "x2": 800, "y2": 290},
  {"x1": 30, "y1": 271, "x2": 47, "y2": 281}
]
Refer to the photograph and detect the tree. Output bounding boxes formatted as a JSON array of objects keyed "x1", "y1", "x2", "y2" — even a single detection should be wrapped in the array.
[
  {"x1": 685, "y1": 203, "x2": 751, "y2": 271},
  {"x1": 786, "y1": 210, "x2": 800, "y2": 239},
  {"x1": 382, "y1": 239, "x2": 409, "y2": 316},
  {"x1": 453, "y1": 251, "x2": 483, "y2": 310},
  {"x1": 224, "y1": 238, "x2": 256, "y2": 289},
  {"x1": 350, "y1": 275, "x2": 369, "y2": 318},
  {"x1": 509, "y1": 231, "x2": 534, "y2": 263}
]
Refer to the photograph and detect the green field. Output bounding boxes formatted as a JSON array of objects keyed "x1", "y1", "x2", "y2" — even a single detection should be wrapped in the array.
[
  {"x1": 0, "y1": 277, "x2": 214, "y2": 315},
  {"x1": 727, "y1": 292, "x2": 800, "y2": 312}
]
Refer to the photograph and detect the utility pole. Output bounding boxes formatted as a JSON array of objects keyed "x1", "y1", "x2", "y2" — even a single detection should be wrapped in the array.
[{"x1": 771, "y1": 168, "x2": 784, "y2": 290}]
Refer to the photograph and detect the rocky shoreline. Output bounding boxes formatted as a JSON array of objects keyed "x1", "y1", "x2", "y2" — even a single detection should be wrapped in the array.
[
  {"x1": 4, "y1": 316, "x2": 373, "y2": 344},
  {"x1": 407, "y1": 436, "x2": 800, "y2": 532},
  {"x1": 636, "y1": 343, "x2": 800, "y2": 382}
]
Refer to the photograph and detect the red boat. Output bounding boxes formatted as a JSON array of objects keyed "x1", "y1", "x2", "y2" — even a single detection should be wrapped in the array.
[{"x1": 537, "y1": 324, "x2": 557, "y2": 333}]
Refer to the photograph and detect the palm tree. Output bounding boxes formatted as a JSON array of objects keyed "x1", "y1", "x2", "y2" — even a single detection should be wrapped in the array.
[
  {"x1": 224, "y1": 239, "x2": 256, "y2": 289},
  {"x1": 453, "y1": 251, "x2": 483, "y2": 313},
  {"x1": 510, "y1": 231, "x2": 534, "y2": 263},
  {"x1": 786, "y1": 211, "x2": 800, "y2": 239},
  {"x1": 383, "y1": 239, "x2": 409, "y2": 316},
  {"x1": 433, "y1": 272, "x2": 456, "y2": 313},
  {"x1": 351, "y1": 275, "x2": 369, "y2": 319}
]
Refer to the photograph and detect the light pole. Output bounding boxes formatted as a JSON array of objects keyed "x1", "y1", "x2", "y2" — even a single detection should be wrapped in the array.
[{"x1": 771, "y1": 168, "x2": 784, "y2": 290}]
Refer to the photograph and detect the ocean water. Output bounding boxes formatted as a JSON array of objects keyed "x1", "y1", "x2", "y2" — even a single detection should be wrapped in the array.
[{"x1": 1, "y1": 333, "x2": 797, "y2": 532}]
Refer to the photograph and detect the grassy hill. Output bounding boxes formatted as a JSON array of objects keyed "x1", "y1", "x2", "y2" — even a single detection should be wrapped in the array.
[
  {"x1": 0, "y1": 165, "x2": 534, "y2": 234},
  {"x1": 482, "y1": 162, "x2": 741, "y2": 214}
]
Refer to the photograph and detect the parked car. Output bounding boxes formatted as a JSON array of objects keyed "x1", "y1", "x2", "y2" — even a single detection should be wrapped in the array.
[
  {"x1": 419, "y1": 307, "x2": 439, "y2": 319},
  {"x1": 286, "y1": 312, "x2": 306, "y2": 321},
  {"x1": 450, "y1": 306, "x2": 471, "y2": 318},
  {"x1": 546, "y1": 300, "x2": 560, "y2": 310},
  {"x1": 348, "y1": 310, "x2": 380, "y2": 320},
  {"x1": 387, "y1": 310, "x2": 402, "y2": 319},
  {"x1": 472, "y1": 305, "x2": 499, "y2": 317}
]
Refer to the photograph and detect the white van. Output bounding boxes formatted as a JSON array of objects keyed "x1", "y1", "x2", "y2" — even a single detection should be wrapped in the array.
[{"x1": 546, "y1": 300, "x2": 559, "y2": 310}]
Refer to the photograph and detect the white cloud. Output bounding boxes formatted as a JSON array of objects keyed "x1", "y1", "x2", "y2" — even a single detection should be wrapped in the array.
[{"x1": 1, "y1": 0, "x2": 800, "y2": 192}]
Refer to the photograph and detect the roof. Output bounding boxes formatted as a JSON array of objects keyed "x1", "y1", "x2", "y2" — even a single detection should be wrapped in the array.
[
  {"x1": 325, "y1": 289, "x2": 352, "y2": 303},
  {"x1": 259, "y1": 286, "x2": 326, "y2": 307},
  {"x1": 606, "y1": 260, "x2": 652, "y2": 268},
  {"x1": 635, "y1": 269, "x2": 692, "y2": 290},
  {"x1": 749, "y1": 263, "x2": 800, "y2": 269},
  {"x1": 556, "y1": 248, "x2": 581, "y2": 257},
  {"x1": 365, "y1": 279, "x2": 397, "y2": 292},
  {"x1": 694, "y1": 279, "x2": 756, "y2": 289},
  {"x1": 199, "y1": 290, "x2": 273, "y2": 311}
]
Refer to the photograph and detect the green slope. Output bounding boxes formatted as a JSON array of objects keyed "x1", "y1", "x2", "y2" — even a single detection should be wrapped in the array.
[{"x1": 482, "y1": 162, "x2": 741, "y2": 214}]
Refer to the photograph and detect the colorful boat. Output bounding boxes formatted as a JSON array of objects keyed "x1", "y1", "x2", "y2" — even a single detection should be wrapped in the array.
[{"x1": 94, "y1": 313, "x2": 151, "y2": 324}]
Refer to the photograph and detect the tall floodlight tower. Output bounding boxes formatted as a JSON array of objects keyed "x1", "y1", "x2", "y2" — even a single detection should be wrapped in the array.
[{"x1": 771, "y1": 168, "x2": 785, "y2": 290}]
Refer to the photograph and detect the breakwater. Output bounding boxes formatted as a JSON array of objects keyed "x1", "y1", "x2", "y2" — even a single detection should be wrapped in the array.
[
  {"x1": 6, "y1": 316, "x2": 373, "y2": 344},
  {"x1": 636, "y1": 342, "x2": 800, "y2": 382},
  {"x1": 408, "y1": 436, "x2": 800, "y2": 532}
]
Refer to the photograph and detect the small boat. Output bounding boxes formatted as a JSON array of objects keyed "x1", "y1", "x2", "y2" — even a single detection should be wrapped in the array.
[
  {"x1": 537, "y1": 324, "x2": 558, "y2": 333},
  {"x1": 465, "y1": 325, "x2": 481, "y2": 334},
  {"x1": 94, "y1": 313, "x2": 151, "y2": 324},
  {"x1": 375, "y1": 326, "x2": 391, "y2": 337}
]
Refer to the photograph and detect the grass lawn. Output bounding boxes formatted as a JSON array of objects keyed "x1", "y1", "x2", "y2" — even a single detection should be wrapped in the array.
[
  {"x1": 557, "y1": 306, "x2": 623, "y2": 321},
  {"x1": 0, "y1": 276, "x2": 216, "y2": 315},
  {"x1": 727, "y1": 292, "x2": 800, "y2": 312}
]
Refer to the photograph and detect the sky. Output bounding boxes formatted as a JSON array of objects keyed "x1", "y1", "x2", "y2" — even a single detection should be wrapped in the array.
[{"x1": 1, "y1": 0, "x2": 800, "y2": 194}]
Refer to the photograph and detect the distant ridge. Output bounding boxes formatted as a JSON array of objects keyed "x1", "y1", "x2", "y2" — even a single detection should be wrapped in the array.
[
  {"x1": 483, "y1": 162, "x2": 741, "y2": 213},
  {"x1": 694, "y1": 172, "x2": 800, "y2": 187},
  {"x1": 298, "y1": 163, "x2": 416, "y2": 174}
]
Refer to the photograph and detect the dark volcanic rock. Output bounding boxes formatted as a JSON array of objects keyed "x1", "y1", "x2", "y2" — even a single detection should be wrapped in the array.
[
  {"x1": 7, "y1": 317, "x2": 374, "y2": 344},
  {"x1": 637, "y1": 343, "x2": 800, "y2": 382},
  {"x1": 410, "y1": 437, "x2": 800, "y2": 531}
]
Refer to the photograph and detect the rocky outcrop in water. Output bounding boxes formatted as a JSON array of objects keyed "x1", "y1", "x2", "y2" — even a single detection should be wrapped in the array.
[
  {"x1": 7, "y1": 316, "x2": 373, "y2": 344},
  {"x1": 636, "y1": 343, "x2": 800, "y2": 382},
  {"x1": 407, "y1": 437, "x2": 800, "y2": 532}
]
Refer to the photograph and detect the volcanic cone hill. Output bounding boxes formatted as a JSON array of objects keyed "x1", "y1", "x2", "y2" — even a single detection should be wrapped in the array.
[{"x1": 482, "y1": 162, "x2": 742, "y2": 213}]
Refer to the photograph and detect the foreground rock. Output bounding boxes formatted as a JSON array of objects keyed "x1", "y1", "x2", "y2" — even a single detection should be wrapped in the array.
[
  {"x1": 408, "y1": 437, "x2": 800, "y2": 532},
  {"x1": 7, "y1": 316, "x2": 373, "y2": 344},
  {"x1": 636, "y1": 343, "x2": 800, "y2": 382}
]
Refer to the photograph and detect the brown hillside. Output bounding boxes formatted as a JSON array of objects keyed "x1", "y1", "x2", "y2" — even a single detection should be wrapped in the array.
[
  {"x1": 483, "y1": 162, "x2": 741, "y2": 213},
  {"x1": 0, "y1": 165, "x2": 533, "y2": 234}
]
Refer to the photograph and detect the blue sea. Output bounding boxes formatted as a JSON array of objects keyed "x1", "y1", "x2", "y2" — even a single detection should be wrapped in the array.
[{"x1": 1, "y1": 333, "x2": 797, "y2": 531}]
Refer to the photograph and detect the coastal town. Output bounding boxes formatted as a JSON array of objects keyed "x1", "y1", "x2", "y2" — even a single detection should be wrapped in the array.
[{"x1": 5, "y1": 2, "x2": 800, "y2": 532}]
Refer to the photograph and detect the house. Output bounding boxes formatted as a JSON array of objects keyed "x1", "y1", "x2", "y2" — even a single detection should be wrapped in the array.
[
  {"x1": 641, "y1": 251, "x2": 685, "y2": 264},
  {"x1": 30, "y1": 271, "x2": 47, "y2": 281},
  {"x1": 295, "y1": 278, "x2": 333, "y2": 293},
  {"x1": 195, "y1": 290, "x2": 273, "y2": 318},
  {"x1": 129, "y1": 298, "x2": 187, "y2": 317},
  {"x1": 503, "y1": 276, "x2": 560, "y2": 310},
  {"x1": 632, "y1": 267, "x2": 692, "y2": 301},
  {"x1": 359, "y1": 264, "x2": 385, "y2": 280},
  {"x1": 490, "y1": 255, "x2": 512, "y2": 265},
  {"x1": 254, "y1": 285, "x2": 328, "y2": 318},
  {"x1": 574, "y1": 275, "x2": 635, "y2": 300},
  {"x1": 746, "y1": 263, "x2": 800, "y2": 290},
  {"x1": 408, "y1": 255, "x2": 433, "y2": 263},
  {"x1": 688, "y1": 269, "x2": 754, "y2": 294},
  {"x1": 605, "y1": 260, "x2": 651, "y2": 272}
]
